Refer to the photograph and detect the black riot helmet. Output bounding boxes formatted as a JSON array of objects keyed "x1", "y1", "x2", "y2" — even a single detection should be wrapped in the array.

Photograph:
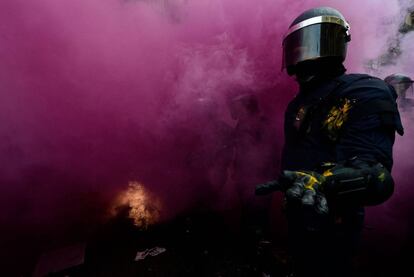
[
  {"x1": 384, "y1": 73, "x2": 414, "y2": 99},
  {"x1": 282, "y1": 7, "x2": 351, "y2": 76}
]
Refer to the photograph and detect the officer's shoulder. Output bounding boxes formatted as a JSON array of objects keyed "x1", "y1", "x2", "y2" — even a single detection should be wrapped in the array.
[{"x1": 339, "y1": 73, "x2": 395, "y2": 102}]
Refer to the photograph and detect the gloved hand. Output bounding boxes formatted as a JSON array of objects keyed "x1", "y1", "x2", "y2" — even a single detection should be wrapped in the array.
[{"x1": 281, "y1": 170, "x2": 329, "y2": 215}]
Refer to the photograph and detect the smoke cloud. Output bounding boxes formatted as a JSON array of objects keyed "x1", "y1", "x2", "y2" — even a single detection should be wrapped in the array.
[{"x1": 0, "y1": 0, "x2": 413, "y2": 275}]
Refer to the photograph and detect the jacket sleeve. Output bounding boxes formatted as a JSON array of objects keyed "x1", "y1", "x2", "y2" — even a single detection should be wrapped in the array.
[
  {"x1": 335, "y1": 78, "x2": 403, "y2": 172},
  {"x1": 321, "y1": 77, "x2": 404, "y2": 205}
]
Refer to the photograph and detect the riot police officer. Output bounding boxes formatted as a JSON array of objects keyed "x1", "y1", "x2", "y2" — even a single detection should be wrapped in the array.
[
  {"x1": 261, "y1": 6, "x2": 403, "y2": 277},
  {"x1": 385, "y1": 73, "x2": 414, "y2": 112}
]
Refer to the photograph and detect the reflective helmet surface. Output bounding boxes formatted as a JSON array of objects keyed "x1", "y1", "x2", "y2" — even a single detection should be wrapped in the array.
[
  {"x1": 282, "y1": 7, "x2": 351, "y2": 75},
  {"x1": 384, "y1": 73, "x2": 414, "y2": 98}
]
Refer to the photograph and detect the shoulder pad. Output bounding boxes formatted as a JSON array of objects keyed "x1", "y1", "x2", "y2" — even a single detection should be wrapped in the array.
[
  {"x1": 335, "y1": 74, "x2": 404, "y2": 135},
  {"x1": 338, "y1": 74, "x2": 393, "y2": 102}
]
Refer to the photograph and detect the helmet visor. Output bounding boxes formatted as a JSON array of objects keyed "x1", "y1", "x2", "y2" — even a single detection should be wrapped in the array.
[{"x1": 283, "y1": 23, "x2": 348, "y2": 74}]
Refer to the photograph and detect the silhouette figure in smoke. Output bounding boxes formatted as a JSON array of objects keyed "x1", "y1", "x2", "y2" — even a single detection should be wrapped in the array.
[
  {"x1": 228, "y1": 92, "x2": 278, "y2": 273},
  {"x1": 185, "y1": 97, "x2": 233, "y2": 210},
  {"x1": 257, "y1": 6, "x2": 404, "y2": 277}
]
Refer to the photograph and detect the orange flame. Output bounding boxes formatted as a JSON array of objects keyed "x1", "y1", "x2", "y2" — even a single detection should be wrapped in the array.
[{"x1": 112, "y1": 181, "x2": 161, "y2": 229}]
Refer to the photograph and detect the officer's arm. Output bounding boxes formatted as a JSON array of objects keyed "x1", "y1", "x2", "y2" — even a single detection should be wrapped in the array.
[{"x1": 328, "y1": 96, "x2": 402, "y2": 205}]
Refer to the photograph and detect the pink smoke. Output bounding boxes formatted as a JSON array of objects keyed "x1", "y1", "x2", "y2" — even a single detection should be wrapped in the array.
[{"x1": 0, "y1": 0, "x2": 413, "y2": 275}]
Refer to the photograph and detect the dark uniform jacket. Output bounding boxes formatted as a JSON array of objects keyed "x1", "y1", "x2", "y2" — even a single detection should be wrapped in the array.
[
  {"x1": 282, "y1": 74, "x2": 403, "y2": 173},
  {"x1": 281, "y1": 74, "x2": 404, "y2": 277}
]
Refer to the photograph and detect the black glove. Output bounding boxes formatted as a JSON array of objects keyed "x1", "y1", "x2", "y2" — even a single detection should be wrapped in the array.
[{"x1": 281, "y1": 170, "x2": 329, "y2": 215}]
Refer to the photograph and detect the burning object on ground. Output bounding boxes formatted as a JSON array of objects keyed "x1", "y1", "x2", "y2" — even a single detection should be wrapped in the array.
[{"x1": 110, "y1": 181, "x2": 162, "y2": 229}]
